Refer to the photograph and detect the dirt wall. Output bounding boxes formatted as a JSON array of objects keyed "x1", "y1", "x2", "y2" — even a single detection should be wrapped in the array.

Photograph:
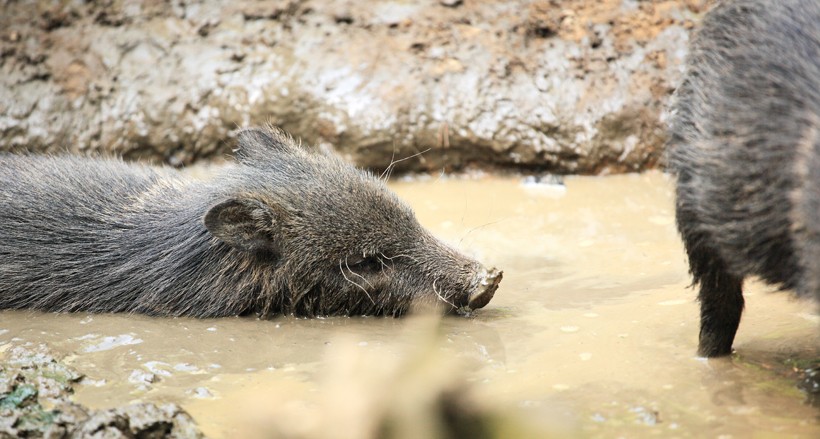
[{"x1": 0, "y1": 0, "x2": 711, "y2": 173}]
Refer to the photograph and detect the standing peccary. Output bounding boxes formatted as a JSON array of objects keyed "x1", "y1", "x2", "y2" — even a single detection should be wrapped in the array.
[
  {"x1": 0, "y1": 127, "x2": 501, "y2": 318},
  {"x1": 668, "y1": 0, "x2": 819, "y2": 356}
]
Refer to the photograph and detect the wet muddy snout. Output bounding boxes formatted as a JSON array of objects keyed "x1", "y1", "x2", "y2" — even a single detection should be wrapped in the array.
[
  {"x1": 418, "y1": 236, "x2": 502, "y2": 314},
  {"x1": 442, "y1": 264, "x2": 502, "y2": 316},
  {"x1": 466, "y1": 267, "x2": 502, "y2": 311}
]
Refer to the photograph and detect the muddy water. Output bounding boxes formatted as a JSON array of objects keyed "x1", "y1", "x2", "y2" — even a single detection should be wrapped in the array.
[{"x1": 1, "y1": 171, "x2": 817, "y2": 437}]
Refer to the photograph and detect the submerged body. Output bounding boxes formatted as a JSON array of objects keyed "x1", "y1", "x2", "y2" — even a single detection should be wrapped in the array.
[
  {"x1": 0, "y1": 127, "x2": 501, "y2": 318},
  {"x1": 667, "y1": 0, "x2": 820, "y2": 356}
]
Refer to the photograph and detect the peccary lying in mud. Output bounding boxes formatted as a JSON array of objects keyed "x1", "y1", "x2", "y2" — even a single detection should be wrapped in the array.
[
  {"x1": 0, "y1": 127, "x2": 501, "y2": 318},
  {"x1": 667, "y1": 0, "x2": 819, "y2": 357}
]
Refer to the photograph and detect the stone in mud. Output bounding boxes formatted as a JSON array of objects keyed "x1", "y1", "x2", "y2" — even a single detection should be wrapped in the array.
[
  {"x1": 667, "y1": 0, "x2": 820, "y2": 357},
  {"x1": 72, "y1": 403, "x2": 203, "y2": 439},
  {"x1": 0, "y1": 345, "x2": 203, "y2": 438},
  {"x1": 798, "y1": 367, "x2": 820, "y2": 407},
  {"x1": 0, "y1": 126, "x2": 501, "y2": 318}
]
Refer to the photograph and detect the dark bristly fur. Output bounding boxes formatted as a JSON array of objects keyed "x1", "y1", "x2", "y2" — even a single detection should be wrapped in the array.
[
  {"x1": 667, "y1": 0, "x2": 820, "y2": 356},
  {"x1": 0, "y1": 127, "x2": 501, "y2": 318}
]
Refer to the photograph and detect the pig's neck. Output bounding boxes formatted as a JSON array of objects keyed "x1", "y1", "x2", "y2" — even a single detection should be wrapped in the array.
[{"x1": 112, "y1": 185, "x2": 276, "y2": 317}]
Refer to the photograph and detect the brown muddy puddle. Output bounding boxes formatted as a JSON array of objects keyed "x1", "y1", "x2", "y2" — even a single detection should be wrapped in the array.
[{"x1": 1, "y1": 171, "x2": 818, "y2": 437}]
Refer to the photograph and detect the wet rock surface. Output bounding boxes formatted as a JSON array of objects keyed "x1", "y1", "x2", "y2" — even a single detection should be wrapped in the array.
[
  {"x1": 0, "y1": 0, "x2": 710, "y2": 173},
  {"x1": 0, "y1": 344, "x2": 202, "y2": 438}
]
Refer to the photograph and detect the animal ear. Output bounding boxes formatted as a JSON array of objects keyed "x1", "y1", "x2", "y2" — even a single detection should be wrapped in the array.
[
  {"x1": 204, "y1": 198, "x2": 280, "y2": 254},
  {"x1": 234, "y1": 126, "x2": 297, "y2": 164}
]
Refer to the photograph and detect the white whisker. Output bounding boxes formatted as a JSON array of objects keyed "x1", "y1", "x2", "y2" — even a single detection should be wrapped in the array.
[
  {"x1": 379, "y1": 148, "x2": 432, "y2": 181},
  {"x1": 433, "y1": 278, "x2": 456, "y2": 309},
  {"x1": 345, "y1": 256, "x2": 374, "y2": 289},
  {"x1": 380, "y1": 148, "x2": 398, "y2": 181},
  {"x1": 457, "y1": 218, "x2": 507, "y2": 248},
  {"x1": 339, "y1": 260, "x2": 375, "y2": 305}
]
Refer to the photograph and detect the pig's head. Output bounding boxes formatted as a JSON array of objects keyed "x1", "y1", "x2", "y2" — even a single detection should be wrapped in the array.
[{"x1": 203, "y1": 127, "x2": 501, "y2": 317}]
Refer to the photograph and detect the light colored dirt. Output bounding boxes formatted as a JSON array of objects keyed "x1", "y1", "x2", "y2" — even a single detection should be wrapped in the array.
[{"x1": 0, "y1": 1, "x2": 711, "y2": 174}]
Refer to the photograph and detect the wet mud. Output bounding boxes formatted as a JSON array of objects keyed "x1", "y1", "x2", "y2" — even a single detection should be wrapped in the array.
[
  {"x1": 0, "y1": 0, "x2": 709, "y2": 173},
  {"x1": 0, "y1": 171, "x2": 817, "y2": 438}
]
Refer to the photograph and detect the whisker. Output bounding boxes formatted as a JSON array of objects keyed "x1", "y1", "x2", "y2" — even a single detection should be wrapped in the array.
[
  {"x1": 379, "y1": 253, "x2": 396, "y2": 271},
  {"x1": 457, "y1": 218, "x2": 508, "y2": 248},
  {"x1": 432, "y1": 278, "x2": 456, "y2": 309},
  {"x1": 380, "y1": 147, "x2": 398, "y2": 181},
  {"x1": 345, "y1": 256, "x2": 374, "y2": 289},
  {"x1": 433, "y1": 167, "x2": 446, "y2": 184},
  {"x1": 339, "y1": 260, "x2": 375, "y2": 305},
  {"x1": 379, "y1": 148, "x2": 432, "y2": 181}
]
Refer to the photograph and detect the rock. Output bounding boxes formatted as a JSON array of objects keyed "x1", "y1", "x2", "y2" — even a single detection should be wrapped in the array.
[
  {"x1": 0, "y1": 344, "x2": 203, "y2": 438},
  {"x1": 0, "y1": 0, "x2": 713, "y2": 174},
  {"x1": 440, "y1": 0, "x2": 464, "y2": 8}
]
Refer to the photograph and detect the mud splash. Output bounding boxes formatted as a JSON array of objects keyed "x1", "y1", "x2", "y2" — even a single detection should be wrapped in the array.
[{"x1": 0, "y1": 171, "x2": 817, "y2": 437}]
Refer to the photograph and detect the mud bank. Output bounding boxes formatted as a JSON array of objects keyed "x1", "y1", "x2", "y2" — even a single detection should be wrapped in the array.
[{"x1": 0, "y1": 0, "x2": 709, "y2": 173}]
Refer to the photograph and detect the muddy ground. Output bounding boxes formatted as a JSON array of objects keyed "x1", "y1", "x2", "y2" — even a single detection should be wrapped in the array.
[{"x1": 1, "y1": 0, "x2": 710, "y2": 173}]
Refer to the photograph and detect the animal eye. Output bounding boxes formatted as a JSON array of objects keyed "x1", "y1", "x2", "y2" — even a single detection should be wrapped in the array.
[{"x1": 347, "y1": 254, "x2": 383, "y2": 273}]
